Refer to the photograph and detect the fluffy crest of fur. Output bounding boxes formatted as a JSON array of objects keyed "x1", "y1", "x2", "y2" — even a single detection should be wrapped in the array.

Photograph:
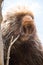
[{"x1": 2, "y1": 6, "x2": 34, "y2": 21}]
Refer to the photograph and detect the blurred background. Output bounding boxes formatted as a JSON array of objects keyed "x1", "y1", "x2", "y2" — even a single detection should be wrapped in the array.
[{"x1": 2, "y1": 0, "x2": 43, "y2": 45}]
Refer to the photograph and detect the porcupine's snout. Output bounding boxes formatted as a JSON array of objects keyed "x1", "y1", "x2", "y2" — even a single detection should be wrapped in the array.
[{"x1": 20, "y1": 15, "x2": 35, "y2": 41}]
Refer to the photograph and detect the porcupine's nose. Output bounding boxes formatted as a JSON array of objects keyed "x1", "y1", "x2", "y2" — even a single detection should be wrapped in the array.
[{"x1": 21, "y1": 15, "x2": 34, "y2": 35}]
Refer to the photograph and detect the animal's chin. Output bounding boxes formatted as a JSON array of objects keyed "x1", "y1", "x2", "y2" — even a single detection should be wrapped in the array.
[{"x1": 20, "y1": 35, "x2": 29, "y2": 41}]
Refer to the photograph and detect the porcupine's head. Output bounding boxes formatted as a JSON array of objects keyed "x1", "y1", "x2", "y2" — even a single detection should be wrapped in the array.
[{"x1": 1, "y1": 9, "x2": 36, "y2": 42}]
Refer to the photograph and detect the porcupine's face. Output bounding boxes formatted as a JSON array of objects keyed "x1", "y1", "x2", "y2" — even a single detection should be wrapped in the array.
[{"x1": 1, "y1": 12, "x2": 35, "y2": 42}]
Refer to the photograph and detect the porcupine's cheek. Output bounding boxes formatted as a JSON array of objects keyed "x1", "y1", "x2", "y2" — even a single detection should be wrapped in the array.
[{"x1": 1, "y1": 21, "x2": 10, "y2": 37}]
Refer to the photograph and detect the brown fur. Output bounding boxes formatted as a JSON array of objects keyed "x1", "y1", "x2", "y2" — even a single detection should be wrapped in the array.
[{"x1": 1, "y1": 11, "x2": 43, "y2": 65}]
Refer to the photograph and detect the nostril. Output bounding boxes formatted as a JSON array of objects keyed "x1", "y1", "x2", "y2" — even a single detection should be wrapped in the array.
[
  {"x1": 27, "y1": 25, "x2": 32, "y2": 29},
  {"x1": 23, "y1": 26, "x2": 26, "y2": 33},
  {"x1": 20, "y1": 26, "x2": 26, "y2": 35}
]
